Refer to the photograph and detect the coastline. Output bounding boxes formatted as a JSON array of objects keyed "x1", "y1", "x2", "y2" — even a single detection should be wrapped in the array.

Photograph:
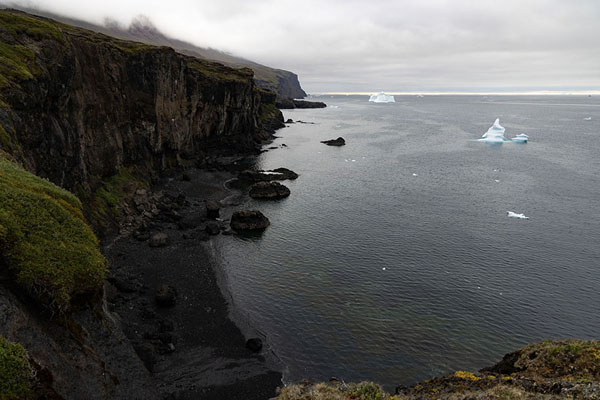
[{"x1": 102, "y1": 166, "x2": 283, "y2": 399}]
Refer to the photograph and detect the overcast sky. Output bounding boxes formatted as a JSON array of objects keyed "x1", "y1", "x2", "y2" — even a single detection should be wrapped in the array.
[{"x1": 5, "y1": 0, "x2": 600, "y2": 93}]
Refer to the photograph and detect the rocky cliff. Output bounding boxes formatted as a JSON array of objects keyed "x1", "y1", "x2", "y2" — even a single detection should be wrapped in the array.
[
  {"x1": 5, "y1": 6, "x2": 308, "y2": 100},
  {"x1": 0, "y1": 9, "x2": 280, "y2": 195}
]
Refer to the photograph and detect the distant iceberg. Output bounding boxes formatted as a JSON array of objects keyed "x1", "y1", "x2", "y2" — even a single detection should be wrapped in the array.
[
  {"x1": 511, "y1": 133, "x2": 528, "y2": 143},
  {"x1": 480, "y1": 118, "x2": 506, "y2": 143},
  {"x1": 584, "y1": 117, "x2": 592, "y2": 121},
  {"x1": 507, "y1": 211, "x2": 529, "y2": 219},
  {"x1": 369, "y1": 92, "x2": 395, "y2": 103}
]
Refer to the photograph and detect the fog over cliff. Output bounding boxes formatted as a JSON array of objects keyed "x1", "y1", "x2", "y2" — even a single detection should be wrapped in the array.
[{"x1": 3, "y1": 0, "x2": 600, "y2": 93}]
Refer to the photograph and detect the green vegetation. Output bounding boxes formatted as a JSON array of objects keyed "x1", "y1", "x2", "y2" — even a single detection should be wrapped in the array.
[
  {"x1": 278, "y1": 381, "x2": 399, "y2": 400},
  {"x1": 0, "y1": 336, "x2": 32, "y2": 400},
  {"x1": 259, "y1": 103, "x2": 281, "y2": 124},
  {"x1": 84, "y1": 168, "x2": 147, "y2": 234},
  {"x1": 0, "y1": 11, "x2": 63, "y2": 42},
  {"x1": 0, "y1": 155, "x2": 107, "y2": 312},
  {"x1": 188, "y1": 60, "x2": 252, "y2": 82}
]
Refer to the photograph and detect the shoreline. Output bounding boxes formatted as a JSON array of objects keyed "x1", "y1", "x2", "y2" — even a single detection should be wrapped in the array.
[{"x1": 102, "y1": 166, "x2": 284, "y2": 399}]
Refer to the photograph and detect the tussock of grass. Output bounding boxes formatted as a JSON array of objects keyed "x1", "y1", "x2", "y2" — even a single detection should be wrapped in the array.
[
  {"x1": 0, "y1": 155, "x2": 106, "y2": 312},
  {"x1": 0, "y1": 336, "x2": 32, "y2": 400},
  {"x1": 277, "y1": 381, "x2": 399, "y2": 400}
]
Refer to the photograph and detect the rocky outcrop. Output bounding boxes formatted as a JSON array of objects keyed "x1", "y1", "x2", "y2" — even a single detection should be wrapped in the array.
[
  {"x1": 277, "y1": 340, "x2": 600, "y2": 400},
  {"x1": 0, "y1": 10, "x2": 282, "y2": 206},
  {"x1": 230, "y1": 210, "x2": 270, "y2": 231},
  {"x1": 239, "y1": 168, "x2": 299, "y2": 182},
  {"x1": 321, "y1": 137, "x2": 346, "y2": 146},
  {"x1": 276, "y1": 98, "x2": 327, "y2": 109},
  {"x1": 249, "y1": 181, "x2": 291, "y2": 199}
]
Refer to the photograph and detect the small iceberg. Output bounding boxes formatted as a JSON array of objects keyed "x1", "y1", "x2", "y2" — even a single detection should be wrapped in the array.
[
  {"x1": 369, "y1": 92, "x2": 395, "y2": 103},
  {"x1": 479, "y1": 118, "x2": 506, "y2": 143},
  {"x1": 507, "y1": 211, "x2": 529, "y2": 219},
  {"x1": 584, "y1": 117, "x2": 592, "y2": 121},
  {"x1": 511, "y1": 133, "x2": 528, "y2": 143}
]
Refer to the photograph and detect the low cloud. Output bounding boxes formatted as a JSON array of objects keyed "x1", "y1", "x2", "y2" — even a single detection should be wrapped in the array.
[{"x1": 4, "y1": 0, "x2": 600, "y2": 92}]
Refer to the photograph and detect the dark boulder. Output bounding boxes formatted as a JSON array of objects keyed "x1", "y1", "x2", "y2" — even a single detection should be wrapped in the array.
[
  {"x1": 238, "y1": 168, "x2": 298, "y2": 182},
  {"x1": 230, "y1": 210, "x2": 270, "y2": 231},
  {"x1": 249, "y1": 181, "x2": 291, "y2": 200},
  {"x1": 149, "y1": 233, "x2": 169, "y2": 247},
  {"x1": 155, "y1": 285, "x2": 177, "y2": 307},
  {"x1": 205, "y1": 221, "x2": 221, "y2": 235},
  {"x1": 286, "y1": 119, "x2": 294, "y2": 123},
  {"x1": 206, "y1": 200, "x2": 220, "y2": 219},
  {"x1": 321, "y1": 137, "x2": 345, "y2": 146},
  {"x1": 246, "y1": 338, "x2": 263, "y2": 352}
]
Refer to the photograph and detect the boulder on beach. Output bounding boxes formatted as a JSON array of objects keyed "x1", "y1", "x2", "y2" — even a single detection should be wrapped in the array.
[
  {"x1": 230, "y1": 210, "x2": 270, "y2": 231},
  {"x1": 205, "y1": 200, "x2": 220, "y2": 219},
  {"x1": 249, "y1": 181, "x2": 291, "y2": 200},
  {"x1": 321, "y1": 137, "x2": 346, "y2": 146},
  {"x1": 149, "y1": 232, "x2": 169, "y2": 247}
]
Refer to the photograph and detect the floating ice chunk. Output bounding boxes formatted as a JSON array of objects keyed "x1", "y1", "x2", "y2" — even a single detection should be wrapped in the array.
[
  {"x1": 507, "y1": 211, "x2": 529, "y2": 219},
  {"x1": 584, "y1": 117, "x2": 592, "y2": 121},
  {"x1": 479, "y1": 118, "x2": 506, "y2": 143},
  {"x1": 495, "y1": 179, "x2": 500, "y2": 183},
  {"x1": 511, "y1": 133, "x2": 528, "y2": 143},
  {"x1": 412, "y1": 173, "x2": 418, "y2": 177},
  {"x1": 416, "y1": 94, "x2": 425, "y2": 98},
  {"x1": 382, "y1": 267, "x2": 386, "y2": 271},
  {"x1": 351, "y1": 159, "x2": 356, "y2": 162},
  {"x1": 369, "y1": 92, "x2": 395, "y2": 103}
]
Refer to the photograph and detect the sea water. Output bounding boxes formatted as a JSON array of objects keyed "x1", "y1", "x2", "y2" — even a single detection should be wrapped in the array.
[{"x1": 216, "y1": 95, "x2": 600, "y2": 390}]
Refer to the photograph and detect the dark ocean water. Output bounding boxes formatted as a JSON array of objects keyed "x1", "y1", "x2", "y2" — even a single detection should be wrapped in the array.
[{"x1": 216, "y1": 95, "x2": 600, "y2": 390}]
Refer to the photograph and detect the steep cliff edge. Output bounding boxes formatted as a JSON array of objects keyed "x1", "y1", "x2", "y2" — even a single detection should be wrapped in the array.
[
  {"x1": 0, "y1": 9, "x2": 279, "y2": 196},
  {"x1": 5, "y1": 6, "x2": 308, "y2": 100}
]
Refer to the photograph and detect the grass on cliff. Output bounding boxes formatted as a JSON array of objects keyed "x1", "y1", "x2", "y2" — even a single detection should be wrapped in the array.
[
  {"x1": 0, "y1": 11, "x2": 63, "y2": 42},
  {"x1": 0, "y1": 155, "x2": 107, "y2": 312},
  {"x1": 0, "y1": 336, "x2": 32, "y2": 400},
  {"x1": 278, "y1": 381, "x2": 400, "y2": 400}
]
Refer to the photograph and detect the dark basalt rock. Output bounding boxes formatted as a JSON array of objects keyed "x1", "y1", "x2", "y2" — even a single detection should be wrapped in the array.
[
  {"x1": 238, "y1": 168, "x2": 298, "y2": 183},
  {"x1": 276, "y1": 98, "x2": 327, "y2": 109},
  {"x1": 205, "y1": 221, "x2": 221, "y2": 235},
  {"x1": 230, "y1": 210, "x2": 270, "y2": 231},
  {"x1": 246, "y1": 338, "x2": 263, "y2": 352},
  {"x1": 286, "y1": 119, "x2": 294, "y2": 123},
  {"x1": 249, "y1": 181, "x2": 291, "y2": 200},
  {"x1": 206, "y1": 200, "x2": 220, "y2": 219},
  {"x1": 149, "y1": 233, "x2": 169, "y2": 247},
  {"x1": 321, "y1": 137, "x2": 346, "y2": 146},
  {"x1": 155, "y1": 284, "x2": 177, "y2": 307}
]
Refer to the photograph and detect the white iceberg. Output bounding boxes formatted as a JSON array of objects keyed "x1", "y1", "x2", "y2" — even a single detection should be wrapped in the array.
[
  {"x1": 369, "y1": 92, "x2": 395, "y2": 103},
  {"x1": 507, "y1": 211, "x2": 529, "y2": 219},
  {"x1": 511, "y1": 133, "x2": 528, "y2": 143},
  {"x1": 479, "y1": 118, "x2": 506, "y2": 143},
  {"x1": 584, "y1": 117, "x2": 592, "y2": 121}
]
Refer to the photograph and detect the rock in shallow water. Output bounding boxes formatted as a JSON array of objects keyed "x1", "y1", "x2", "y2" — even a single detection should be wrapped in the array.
[
  {"x1": 249, "y1": 181, "x2": 291, "y2": 200},
  {"x1": 230, "y1": 210, "x2": 270, "y2": 231},
  {"x1": 246, "y1": 338, "x2": 263, "y2": 352},
  {"x1": 206, "y1": 200, "x2": 220, "y2": 219},
  {"x1": 321, "y1": 137, "x2": 346, "y2": 146}
]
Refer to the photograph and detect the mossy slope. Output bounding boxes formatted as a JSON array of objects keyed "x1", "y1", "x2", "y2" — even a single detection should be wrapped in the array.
[
  {"x1": 0, "y1": 155, "x2": 106, "y2": 312},
  {"x1": 0, "y1": 336, "x2": 32, "y2": 400}
]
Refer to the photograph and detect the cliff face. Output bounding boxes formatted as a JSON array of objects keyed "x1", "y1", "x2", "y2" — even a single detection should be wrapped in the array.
[
  {"x1": 0, "y1": 10, "x2": 275, "y2": 194},
  {"x1": 6, "y1": 6, "x2": 308, "y2": 100}
]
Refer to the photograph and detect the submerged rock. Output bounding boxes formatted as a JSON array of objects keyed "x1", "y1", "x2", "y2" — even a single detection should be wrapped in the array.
[
  {"x1": 230, "y1": 210, "x2": 270, "y2": 231},
  {"x1": 321, "y1": 137, "x2": 346, "y2": 146},
  {"x1": 249, "y1": 181, "x2": 291, "y2": 200}
]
